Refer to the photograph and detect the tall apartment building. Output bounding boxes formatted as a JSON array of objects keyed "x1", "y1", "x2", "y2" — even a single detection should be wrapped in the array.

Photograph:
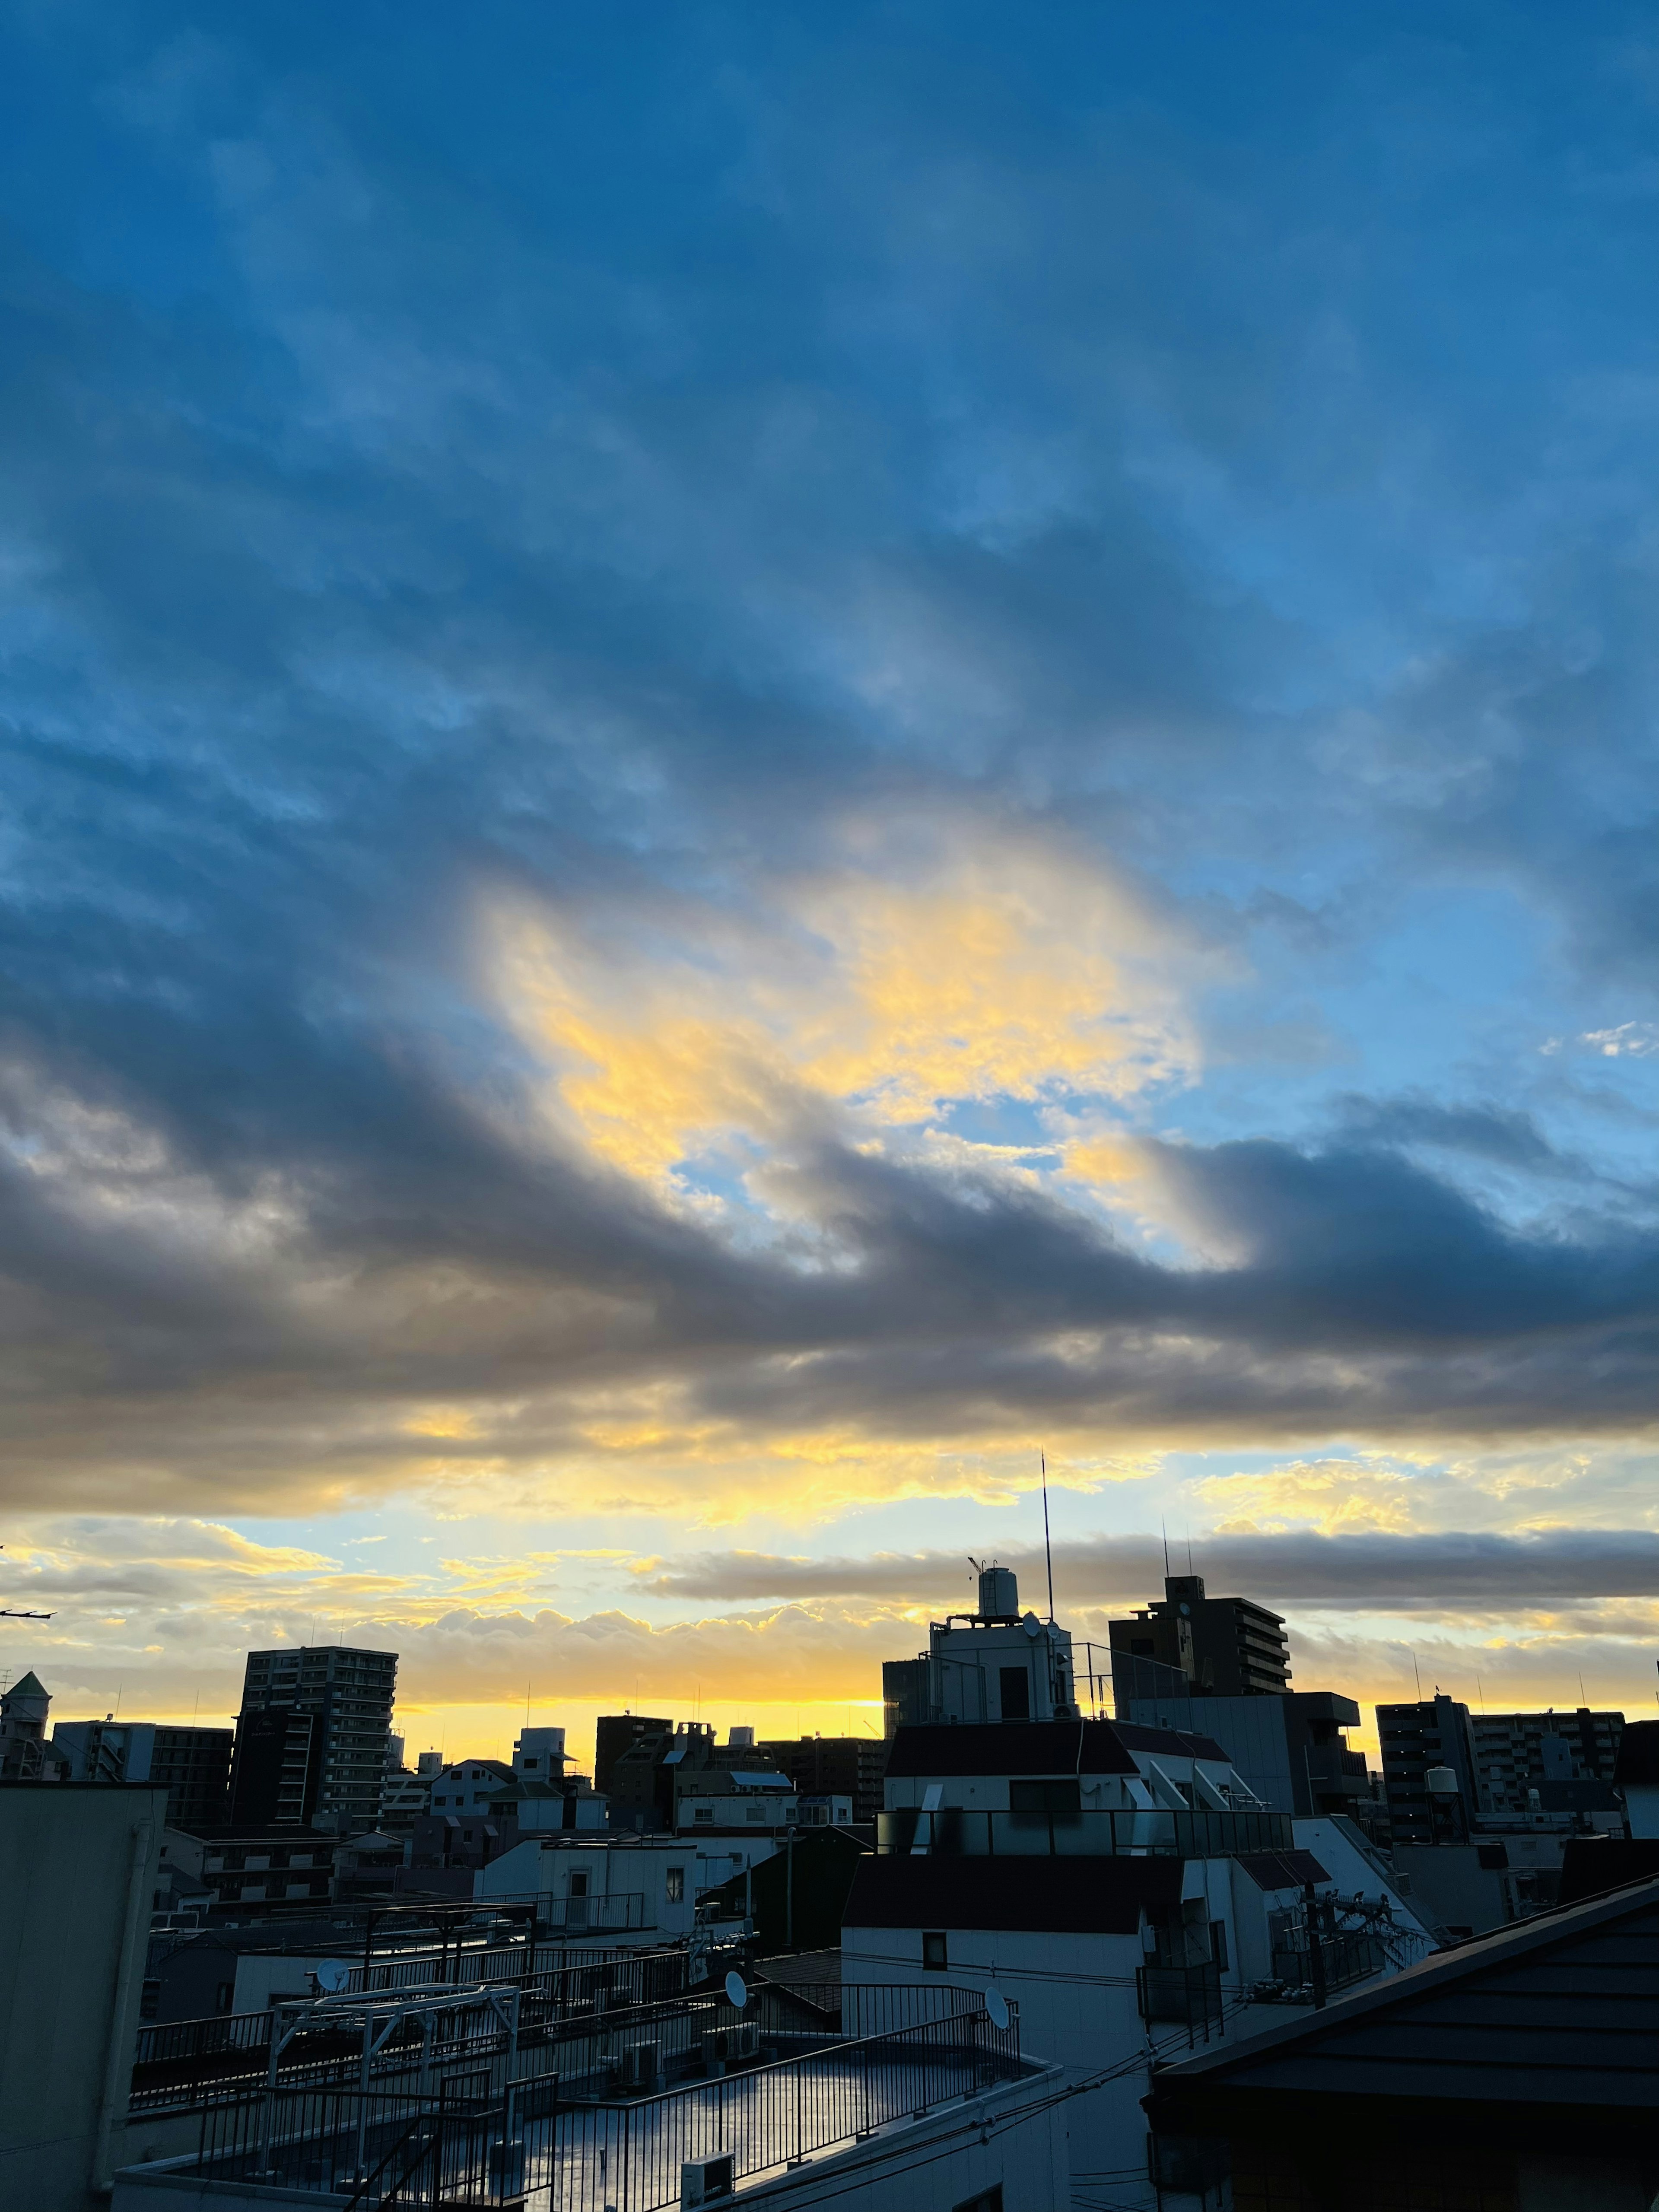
[
  {"x1": 1108, "y1": 1573, "x2": 1291, "y2": 1706},
  {"x1": 1470, "y1": 1708, "x2": 1624, "y2": 1815},
  {"x1": 594, "y1": 1713, "x2": 672, "y2": 1797},
  {"x1": 228, "y1": 1645, "x2": 397, "y2": 1833},
  {"x1": 52, "y1": 1718, "x2": 233, "y2": 1830},
  {"x1": 1379, "y1": 1695, "x2": 1628, "y2": 1845},
  {"x1": 758, "y1": 1734, "x2": 890, "y2": 1824}
]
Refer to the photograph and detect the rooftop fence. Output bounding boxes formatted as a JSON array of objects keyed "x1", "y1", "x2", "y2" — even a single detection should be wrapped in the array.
[
  {"x1": 876, "y1": 1805, "x2": 1296, "y2": 1857},
  {"x1": 155, "y1": 1985, "x2": 1023, "y2": 2211}
]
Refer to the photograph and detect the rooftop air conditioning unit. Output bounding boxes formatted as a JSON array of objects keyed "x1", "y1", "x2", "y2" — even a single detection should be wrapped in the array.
[
  {"x1": 622, "y1": 2040, "x2": 660, "y2": 2093},
  {"x1": 728, "y1": 2021, "x2": 759, "y2": 2060},
  {"x1": 682, "y1": 2153, "x2": 735, "y2": 2207}
]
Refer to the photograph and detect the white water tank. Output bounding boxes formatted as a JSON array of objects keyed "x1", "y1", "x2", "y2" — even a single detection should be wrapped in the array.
[
  {"x1": 1425, "y1": 1765, "x2": 1460, "y2": 1795},
  {"x1": 978, "y1": 1565, "x2": 1019, "y2": 1621}
]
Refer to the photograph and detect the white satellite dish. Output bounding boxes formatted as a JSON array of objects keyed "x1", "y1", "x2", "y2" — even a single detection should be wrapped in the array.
[
  {"x1": 313, "y1": 1960, "x2": 351, "y2": 1995},
  {"x1": 984, "y1": 1984, "x2": 1010, "y2": 2031},
  {"x1": 725, "y1": 1970, "x2": 748, "y2": 2010}
]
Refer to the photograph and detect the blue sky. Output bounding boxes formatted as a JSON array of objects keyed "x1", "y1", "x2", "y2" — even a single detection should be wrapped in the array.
[{"x1": 6, "y1": 2, "x2": 1659, "y2": 1756}]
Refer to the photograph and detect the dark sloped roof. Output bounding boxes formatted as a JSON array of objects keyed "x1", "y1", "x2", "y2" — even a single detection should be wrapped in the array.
[
  {"x1": 843, "y1": 1853, "x2": 1181, "y2": 1934},
  {"x1": 1149, "y1": 1876, "x2": 1659, "y2": 2119},
  {"x1": 1233, "y1": 1850, "x2": 1329, "y2": 1892},
  {"x1": 1615, "y1": 1718, "x2": 1659, "y2": 1788},
  {"x1": 1109, "y1": 1720, "x2": 1232, "y2": 1762},
  {"x1": 885, "y1": 1721, "x2": 1135, "y2": 1777}
]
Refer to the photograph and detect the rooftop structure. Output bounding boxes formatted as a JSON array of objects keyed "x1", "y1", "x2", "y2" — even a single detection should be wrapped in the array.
[
  {"x1": 1125, "y1": 1688, "x2": 1372, "y2": 1818},
  {"x1": 880, "y1": 1563, "x2": 1078, "y2": 1735},
  {"x1": 0, "y1": 1668, "x2": 67, "y2": 1780}
]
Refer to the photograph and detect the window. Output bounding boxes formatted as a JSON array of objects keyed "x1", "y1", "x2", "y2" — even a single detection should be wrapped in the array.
[
  {"x1": 1009, "y1": 1778, "x2": 1081, "y2": 1815},
  {"x1": 997, "y1": 1667, "x2": 1030, "y2": 1721},
  {"x1": 569, "y1": 1872, "x2": 589, "y2": 1897},
  {"x1": 1209, "y1": 1920, "x2": 1228, "y2": 1973},
  {"x1": 922, "y1": 1931, "x2": 948, "y2": 1971},
  {"x1": 746, "y1": 1805, "x2": 765, "y2": 1823},
  {"x1": 215, "y1": 1983, "x2": 234, "y2": 2014},
  {"x1": 694, "y1": 1806, "x2": 714, "y2": 1824},
  {"x1": 140, "y1": 1980, "x2": 160, "y2": 2022},
  {"x1": 666, "y1": 1867, "x2": 684, "y2": 1902}
]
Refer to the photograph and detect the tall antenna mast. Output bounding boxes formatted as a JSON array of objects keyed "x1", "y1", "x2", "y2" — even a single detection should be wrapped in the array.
[
  {"x1": 1161, "y1": 1519, "x2": 1170, "y2": 1578},
  {"x1": 1040, "y1": 1452, "x2": 1055, "y2": 1624}
]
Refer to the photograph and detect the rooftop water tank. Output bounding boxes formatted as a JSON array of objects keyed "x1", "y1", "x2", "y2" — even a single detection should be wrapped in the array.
[
  {"x1": 1425, "y1": 1765, "x2": 1460, "y2": 1795},
  {"x1": 978, "y1": 1565, "x2": 1019, "y2": 1621}
]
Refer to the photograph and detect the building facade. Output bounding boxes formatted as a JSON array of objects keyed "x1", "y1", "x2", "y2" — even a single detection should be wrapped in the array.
[
  {"x1": 1108, "y1": 1572, "x2": 1292, "y2": 1705},
  {"x1": 757, "y1": 1734, "x2": 888, "y2": 1824},
  {"x1": 227, "y1": 1646, "x2": 397, "y2": 1832},
  {"x1": 52, "y1": 1719, "x2": 234, "y2": 1831}
]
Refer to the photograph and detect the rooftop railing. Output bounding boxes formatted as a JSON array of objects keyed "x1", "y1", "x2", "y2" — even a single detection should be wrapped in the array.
[
  {"x1": 131, "y1": 1942, "x2": 735, "y2": 2115},
  {"x1": 159, "y1": 1986, "x2": 1024, "y2": 2210},
  {"x1": 876, "y1": 1805, "x2": 1295, "y2": 1857}
]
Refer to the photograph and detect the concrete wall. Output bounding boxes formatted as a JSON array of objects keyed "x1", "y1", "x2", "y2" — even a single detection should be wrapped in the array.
[{"x1": 0, "y1": 1780, "x2": 168, "y2": 2211}]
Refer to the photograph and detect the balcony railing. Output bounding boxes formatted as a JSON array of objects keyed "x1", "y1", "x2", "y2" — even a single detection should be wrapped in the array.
[
  {"x1": 540, "y1": 1893, "x2": 646, "y2": 1933},
  {"x1": 1136, "y1": 1961, "x2": 1224, "y2": 2035},
  {"x1": 876, "y1": 1806, "x2": 1294, "y2": 1858}
]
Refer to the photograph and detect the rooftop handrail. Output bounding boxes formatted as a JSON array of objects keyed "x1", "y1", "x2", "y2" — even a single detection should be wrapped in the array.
[
  {"x1": 167, "y1": 1988, "x2": 1024, "y2": 2208},
  {"x1": 875, "y1": 1804, "x2": 1296, "y2": 1856}
]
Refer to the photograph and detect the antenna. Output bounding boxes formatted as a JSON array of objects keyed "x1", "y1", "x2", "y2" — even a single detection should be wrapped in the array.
[
  {"x1": 1411, "y1": 1651, "x2": 1423, "y2": 1700},
  {"x1": 1161, "y1": 1519, "x2": 1170, "y2": 1578},
  {"x1": 0, "y1": 1548, "x2": 51, "y2": 1621},
  {"x1": 1040, "y1": 1453, "x2": 1055, "y2": 1624},
  {"x1": 1185, "y1": 1523, "x2": 1193, "y2": 1576}
]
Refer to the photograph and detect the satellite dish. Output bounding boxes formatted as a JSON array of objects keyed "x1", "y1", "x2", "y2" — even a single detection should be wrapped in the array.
[
  {"x1": 314, "y1": 1959, "x2": 351, "y2": 1995},
  {"x1": 984, "y1": 1984, "x2": 1010, "y2": 2031},
  {"x1": 724, "y1": 1970, "x2": 748, "y2": 2010}
]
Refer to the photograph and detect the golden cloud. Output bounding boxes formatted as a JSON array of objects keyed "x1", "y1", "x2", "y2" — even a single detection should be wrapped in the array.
[{"x1": 488, "y1": 814, "x2": 1200, "y2": 1192}]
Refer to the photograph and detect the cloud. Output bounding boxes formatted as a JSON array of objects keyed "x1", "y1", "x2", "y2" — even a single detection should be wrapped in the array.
[
  {"x1": 6, "y1": 3, "x2": 1659, "y2": 1564},
  {"x1": 639, "y1": 1527, "x2": 1659, "y2": 1615}
]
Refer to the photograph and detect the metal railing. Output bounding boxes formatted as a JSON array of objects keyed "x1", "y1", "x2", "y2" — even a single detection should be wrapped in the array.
[
  {"x1": 540, "y1": 1894, "x2": 647, "y2": 1933},
  {"x1": 540, "y1": 2005, "x2": 1022, "y2": 2212},
  {"x1": 1136, "y1": 1961, "x2": 1224, "y2": 2037},
  {"x1": 170, "y1": 1991, "x2": 1024, "y2": 2210},
  {"x1": 877, "y1": 1805, "x2": 1295, "y2": 1857}
]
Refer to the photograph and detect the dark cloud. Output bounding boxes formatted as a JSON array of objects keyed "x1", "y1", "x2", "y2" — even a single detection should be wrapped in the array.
[{"x1": 642, "y1": 1528, "x2": 1659, "y2": 1614}]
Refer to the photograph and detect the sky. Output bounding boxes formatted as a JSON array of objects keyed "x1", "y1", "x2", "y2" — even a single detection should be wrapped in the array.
[{"x1": 6, "y1": 1, "x2": 1659, "y2": 1766}]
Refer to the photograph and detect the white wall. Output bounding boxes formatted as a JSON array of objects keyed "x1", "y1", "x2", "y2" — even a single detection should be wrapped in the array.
[{"x1": 842, "y1": 1920, "x2": 1202, "y2": 2210}]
